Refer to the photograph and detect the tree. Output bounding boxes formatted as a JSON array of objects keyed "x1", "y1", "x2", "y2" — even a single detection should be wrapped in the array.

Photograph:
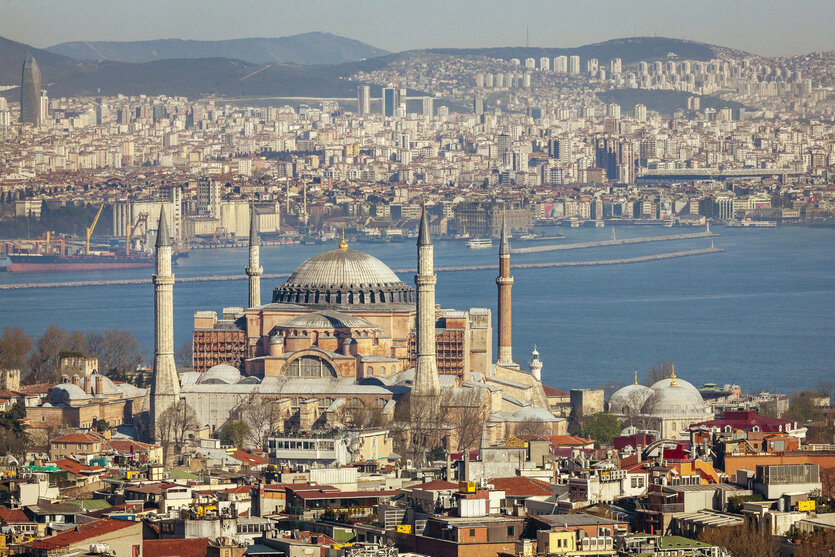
[
  {"x1": 220, "y1": 421, "x2": 251, "y2": 448},
  {"x1": 0, "y1": 402, "x2": 28, "y2": 462},
  {"x1": 237, "y1": 394, "x2": 284, "y2": 447},
  {"x1": 514, "y1": 419, "x2": 551, "y2": 438},
  {"x1": 96, "y1": 419, "x2": 110, "y2": 433},
  {"x1": 698, "y1": 524, "x2": 779, "y2": 557},
  {"x1": 340, "y1": 399, "x2": 386, "y2": 430},
  {"x1": 447, "y1": 388, "x2": 487, "y2": 451},
  {"x1": 580, "y1": 412, "x2": 621, "y2": 447},
  {"x1": 26, "y1": 326, "x2": 86, "y2": 384},
  {"x1": 156, "y1": 399, "x2": 199, "y2": 463},
  {"x1": 391, "y1": 394, "x2": 450, "y2": 466},
  {"x1": 0, "y1": 327, "x2": 32, "y2": 370},
  {"x1": 643, "y1": 360, "x2": 673, "y2": 387},
  {"x1": 85, "y1": 328, "x2": 143, "y2": 378},
  {"x1": 175, "y1": 341, "x2": 193, "y2": 368},
  {"x1": 784, "y1": 391, "x2": 824, "y2": 424}
]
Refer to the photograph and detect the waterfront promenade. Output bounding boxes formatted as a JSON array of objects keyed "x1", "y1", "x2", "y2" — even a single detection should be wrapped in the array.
[{"x1": 0, "y1": 247, "x2": 722, "y2": 290}]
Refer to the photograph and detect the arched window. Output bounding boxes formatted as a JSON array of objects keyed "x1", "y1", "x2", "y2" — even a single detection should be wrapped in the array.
[
  {"x1": 285, "y1": 355, "x2": 338, "y2": 378},
  {"x1": 380, "y1": 366, "x2": 386, "y2": 376},
  {"x1": 367, "y1": 366, "x2": 374, "y2": 377}
]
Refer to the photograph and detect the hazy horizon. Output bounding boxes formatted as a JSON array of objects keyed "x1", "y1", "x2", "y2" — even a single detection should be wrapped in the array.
[{"x1": 1, "y1": 0, "x2": 833, "y2": 58}]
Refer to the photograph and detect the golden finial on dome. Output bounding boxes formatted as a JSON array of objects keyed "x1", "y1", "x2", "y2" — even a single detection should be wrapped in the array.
[
  {"x1": 634, "y1": 370, "x2": 638, "y2": 385},
  {"x1": 670, "y1": 365, "x2": 678, "y2": 386},
  {"x1": 339, "y1": 227, "x2": 348, "y2": 250}
]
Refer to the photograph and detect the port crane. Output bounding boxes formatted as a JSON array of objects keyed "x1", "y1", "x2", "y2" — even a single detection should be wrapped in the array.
[{"x1": 85, "y1": 203, "x2": 105, "y2": 255}]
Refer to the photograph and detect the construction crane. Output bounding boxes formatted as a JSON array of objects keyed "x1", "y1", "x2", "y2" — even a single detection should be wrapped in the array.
[
  {"x1": 85, "y1": 203, "x2": 105, "y2": 255},
  {"x1": 126, "y1": 212, "x2": 149, "y2": 254}
]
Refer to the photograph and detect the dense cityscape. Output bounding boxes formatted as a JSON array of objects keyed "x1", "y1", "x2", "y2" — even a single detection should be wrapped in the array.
[{"x1": 0, "y1": 4, "x2": 833, "y2": 557}]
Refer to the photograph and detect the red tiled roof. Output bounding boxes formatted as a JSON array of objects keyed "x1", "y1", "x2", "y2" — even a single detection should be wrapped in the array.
[
  {"x1": 487, "y1": 477, "x2": 553, "y2": 497},
  {"x1": 108, "y1": 439, "x2": 159, "y2": 452},
  {"x1": 689, "y1": 410, "x2": 794, "y2": 433},
  {"x1": 542, "y1": 385, "x2": 569, "y2": 397},
  {"x1": 408, "y1": 479, "x2": 459, "y2": 491},
  {"x1": 52, "y1": 433, "x2": 103, "y2": 444},
  {"x1": 51, "y1": 458, "x2": 104, "y2": 477},
  {"x1": 231, "y1": 449, "x2": 269, "y2": 466},
  {"x1": 144, "y1": 538, "x2": 210, "y2": 557},
  {"x1": 26, "y1": 518, "x2": 136, "y2": 550},
  {"x1": 547, "y1": 435, "x2": 594, "y2": 446},
  {"x1": 0, "y1": 505, "x2": 34, "y2": 524}
]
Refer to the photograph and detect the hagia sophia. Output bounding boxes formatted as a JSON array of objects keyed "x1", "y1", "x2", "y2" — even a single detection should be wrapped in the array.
[
  {"x1": 149, "y1": 205, "x2": 561, "y2": 448},
  {"x1": 147, "y1": 204, "x2": 717, "y2": 449}
]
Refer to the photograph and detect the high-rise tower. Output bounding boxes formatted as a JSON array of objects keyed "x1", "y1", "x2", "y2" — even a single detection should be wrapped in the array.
[
  {"x1": 151, "y1": 205, "x2": 180, "y2": 440},
  {"x1": 246, "y1": 204, "x2": 262, "y2": 308},
  {"x1": 20, "y1": 54, "x2": 41, "y2": 125},
  {"x1": 496, "y1": 210, "x2": 515, "y2": 366},
  {"x1": 413, "y1": 207, "x2": 439, "y2": 398}
]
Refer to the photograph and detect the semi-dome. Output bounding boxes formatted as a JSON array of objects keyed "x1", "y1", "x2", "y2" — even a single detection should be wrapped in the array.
[
  {"x1": 279, "y1": 310, "x2": 377, "y2": 330},
  {"x1": 608, "y1": 383, "x2": 654, "y2": 415},
  {"x1": 198, "y1": 364, "x2": 243, "y2": 385},
  {"x1": 272, "y1": 245, "x2": 414, "y2": 307}
]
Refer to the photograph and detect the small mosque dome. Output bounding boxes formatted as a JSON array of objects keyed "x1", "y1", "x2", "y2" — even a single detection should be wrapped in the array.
[{"x1": 197, "y1": 364, "x2": 243, "y2": 385}]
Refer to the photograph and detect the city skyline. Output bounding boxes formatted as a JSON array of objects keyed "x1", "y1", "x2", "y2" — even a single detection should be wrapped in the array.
[{"x1": 0, "y1": 0, "x2": 834, "y2": 58}]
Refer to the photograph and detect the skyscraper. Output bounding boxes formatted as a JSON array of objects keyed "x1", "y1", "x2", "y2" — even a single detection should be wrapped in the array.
[
  {"x1": 20, "y1": 54, "x2": 41, "y2": 125},
  {"x1": 569, "y1": 55, "x2": 581, "y2": 75},
  {"x1": 357, "y1": 85, "x2": 370, "y2": 115},
  {"x1": 382, "y1": 87, "x2": 396, "y2": 117}
]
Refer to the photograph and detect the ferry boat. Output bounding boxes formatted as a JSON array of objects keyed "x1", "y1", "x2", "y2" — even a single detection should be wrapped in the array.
[{"x1": 465, "y1": 238, "x2": 493, "y2": 249}]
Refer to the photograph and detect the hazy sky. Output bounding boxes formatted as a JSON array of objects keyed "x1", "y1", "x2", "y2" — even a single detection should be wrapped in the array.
[{"x1": 1, "y1": 0, "x2": 832, "y2": 57}]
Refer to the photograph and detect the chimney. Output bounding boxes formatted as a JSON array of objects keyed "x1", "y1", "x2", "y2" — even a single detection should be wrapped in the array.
[
  {"x1": 83, "y1": 375, "x2": 93, "y2": 394},
  {"x1": 95, "y1": 375, "x2": 103, "y2": 395},
  {"x1": 71, "y1": 375, "x2": 81, "y2": 387}
]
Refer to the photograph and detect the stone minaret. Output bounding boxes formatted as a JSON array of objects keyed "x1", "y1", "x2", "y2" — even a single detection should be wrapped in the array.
[
  {"x1": 529, "y1": 346, "x2": 542, "y2": 382},
  {"x1": 413, "y1": 207, "x2": 439, "y2": 398},
  {"x1": 151, "y1": 205, "x2": 180, "y2": 440},
  {"x1": 246, "y1": 204, "x2": 262, "y2": 308},
  {"x1": 496, "y1": 210, "x2": 514, "y2": 366}
]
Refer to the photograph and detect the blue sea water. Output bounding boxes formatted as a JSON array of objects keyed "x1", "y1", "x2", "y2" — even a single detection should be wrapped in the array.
[{"x1": 1, "y1": 225, "x2": 833, "y2": 394}]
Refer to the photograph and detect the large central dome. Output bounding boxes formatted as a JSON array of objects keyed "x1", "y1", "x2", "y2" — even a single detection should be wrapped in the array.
[{"x1": 272, "y1": 246, "x2": 415, "y2": 308}]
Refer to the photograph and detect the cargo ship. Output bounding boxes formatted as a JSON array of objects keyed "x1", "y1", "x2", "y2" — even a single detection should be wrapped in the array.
[{"x1": 5, "y1": 252, "x2": 156, "y2": 273}]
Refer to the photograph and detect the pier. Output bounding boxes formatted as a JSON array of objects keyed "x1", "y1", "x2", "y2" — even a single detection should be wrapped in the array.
[
  {"x1": 0, "y1": 247, "x2": 722, "y2": 290},
  {"x1": 512, "y1": 231, "x2": 716, "y2": 254}
]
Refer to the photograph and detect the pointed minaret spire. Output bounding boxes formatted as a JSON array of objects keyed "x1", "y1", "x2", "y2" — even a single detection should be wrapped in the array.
[
  {"x1": 418, "y1": 204, "x2": 432, "y2": 246},
  {"x1": 496, "y1": 206, "x2": 515, "y2": 367},
  {"x1": 413, "y1": 205, "x2": 439, "y2": 399},
  {"x1": 151, "y1": 204, "x2": 179, "y2": 443},
  {"x1": 246, "y1": 203, "x2": 262, "y2": 308},
  {"x1": 529, "y1": 345, "x2": 542, "y2": 382},
  {"x1": 156, "y1": 204, "x2": 171, "y2": 247}
]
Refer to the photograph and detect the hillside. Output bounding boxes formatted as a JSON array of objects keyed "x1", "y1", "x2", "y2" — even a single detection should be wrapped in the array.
[
  {"x1": 0, "y1": 35, "x2": 88, "y2": 86},
  {"x1": 46, "y1": 58, "x2": 361, "y2": 99},
  {"x1": 46, "y1": 32, "x2": 388, "y2": 66},
  {"x1": 597, "y1": 89, "x2": 747, "y2": 116},
  {"x1": 426, "y1": 37, "x2": 748, "y2": 65}
]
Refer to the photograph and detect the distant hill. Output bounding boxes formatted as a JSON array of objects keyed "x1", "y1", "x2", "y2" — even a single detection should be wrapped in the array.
[
  {"x1": 426, "y1": 37, "x2": 749, "y2": 65},
  {"x1": 46, "y1": 58, "x2": 362, "y2": 99},
  {"x1": 46, "y1": 32, "x2": 389, "y2": 66},
  {"x1": 0, "y1": 35, "x2": 88, "y2": 86}
]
